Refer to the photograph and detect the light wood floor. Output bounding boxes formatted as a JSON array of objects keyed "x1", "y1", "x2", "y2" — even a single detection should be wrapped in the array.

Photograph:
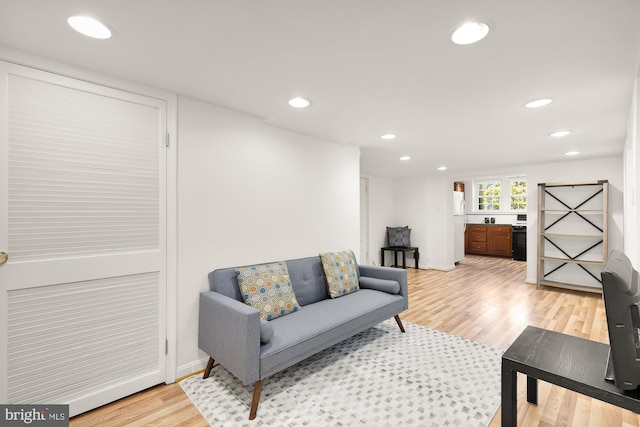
[{"x1": 70, "y1": 255, "x2": 640, "y2": 427}]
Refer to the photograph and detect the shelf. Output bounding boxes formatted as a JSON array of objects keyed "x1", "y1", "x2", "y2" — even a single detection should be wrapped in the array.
[
  {"x1": 540, "y1": 256, "x2": 604, "y2": 266},
  {"x1": 540, "y1": 209, "x2": 603, "y2": 213},
  {"x1": 538, "y1": 279, "x2": 602, "y2": 294},
  {"x1": 537, "y1": 181, "x2": 608, "y2": 292},
  {"x1": 542, "y1": 233, "x2": 603, "y2": 238}
]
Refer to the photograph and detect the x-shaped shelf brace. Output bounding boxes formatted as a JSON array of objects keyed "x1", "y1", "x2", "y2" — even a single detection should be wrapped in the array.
[{"x1": 543, "y1": 187, "x2": 604, "y2": 284}]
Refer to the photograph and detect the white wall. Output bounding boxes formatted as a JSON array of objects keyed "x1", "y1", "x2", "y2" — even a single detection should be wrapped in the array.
[
  {"x1": 624, "y1": 68, "x2": 639, "y2": 267},
  {"x1": 369, "y1": 175, "x2": 455, "y2": 270},
  {"x1": 392, "y1": 177, "x2": 429, "y2": 268},
  {"x1": 176, "y1": 96, "x2": 360, "y2": 377},
  {"x1": 367, "y1": 175, "x2": 452, "y2": 270},
  {"x1": 390, "y1": 176, "x2": 455, "y2": 270},
  {"x1": 425, "y1": 175, "x2": 455, "y2": 270},
  {"x1": 363, "y1": 175, "x2": 394, "y2": 265}
]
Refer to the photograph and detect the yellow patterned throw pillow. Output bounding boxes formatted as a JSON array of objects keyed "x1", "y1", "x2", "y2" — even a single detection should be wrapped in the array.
[
  {"x1": 320, "y1": 250, "x2": 360, "y2": 298},
  {"x1": 235, "y1": 262, "x2": 300, "y2": 321}
]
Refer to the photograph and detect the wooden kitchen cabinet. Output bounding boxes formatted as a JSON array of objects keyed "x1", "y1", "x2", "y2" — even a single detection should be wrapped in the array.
[
  {"x1": 466, "y1": 225, "x2": 488, "y2": 254},
  {"x1": 465, "y1": 224, "x2": 512, "y2": 257},
  {"x1": 487, "y1": 225, "x2": 512, "y2": 257}
]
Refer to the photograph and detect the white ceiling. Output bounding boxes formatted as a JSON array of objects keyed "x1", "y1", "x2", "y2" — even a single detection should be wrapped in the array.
[{"x1": 1, "y1": 1, "x2": 639, "y2": 178}]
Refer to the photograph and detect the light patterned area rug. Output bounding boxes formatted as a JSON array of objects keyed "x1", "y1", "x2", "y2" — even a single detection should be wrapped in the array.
[{"x1": 180, "y1": 319, "x2": 503, "y2": 426}]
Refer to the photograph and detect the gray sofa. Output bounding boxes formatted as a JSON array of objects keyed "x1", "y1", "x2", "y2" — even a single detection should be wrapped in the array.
[{"x1": 198, "y1": 254, "x2": 408, "y2": 420}]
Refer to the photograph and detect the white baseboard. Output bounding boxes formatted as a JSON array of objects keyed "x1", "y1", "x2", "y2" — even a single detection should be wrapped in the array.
[
  {"x1": 423, "y1": 263, "x2": 455, "y2": 271},
  {"x1": 176, "y1": 357, "x2": 209, "y2": 381}
]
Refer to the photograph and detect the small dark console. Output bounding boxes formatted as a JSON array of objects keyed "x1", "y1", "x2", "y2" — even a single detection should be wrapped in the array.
[
  {"x1": 502, "y1": 326, "x2": 640, "y2": 426},
  {"x1": 380, "y1": 246, "x2": 419, "y2": 269},
  {"x1": 601, "y1": 249, "x2": 640, "y2": 390}
]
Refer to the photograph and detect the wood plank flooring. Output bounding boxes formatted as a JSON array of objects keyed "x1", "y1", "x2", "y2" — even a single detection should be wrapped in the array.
[{"x1": 70, "y1": 255, "x2": 640, "y2": 426}]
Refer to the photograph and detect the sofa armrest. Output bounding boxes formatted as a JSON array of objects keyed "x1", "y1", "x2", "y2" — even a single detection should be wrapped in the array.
[
  {"x1": 358, "y1": 265, "x2": 408, "y2": 310},
  {"x1": 199, "y1": 291, "x2": 261, "y2": 385}
]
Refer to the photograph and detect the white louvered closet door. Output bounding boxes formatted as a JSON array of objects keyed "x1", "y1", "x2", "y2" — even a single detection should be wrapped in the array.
[{"x1": 0, "y1": 62, "x2": 167, "y2": 417}]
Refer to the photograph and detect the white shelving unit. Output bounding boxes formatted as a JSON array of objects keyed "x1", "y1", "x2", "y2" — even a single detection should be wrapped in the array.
[{"x1": 536, "y1": 181, "x2": 609, "y2": 293}]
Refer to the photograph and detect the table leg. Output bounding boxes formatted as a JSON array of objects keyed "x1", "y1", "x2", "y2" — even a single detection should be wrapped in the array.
[
  {"x1": 414, "y1": 249, "x2": 419, "y2": 269},
  {"x1": 394, "y1": 251, "x2": 398, "y2": 267},
  {"x1": 501, "y1": 361, "x2": 517, "y2": 427},
  {"x1": 402, "y1": 251, "x2": 406, "y2": 269},
  {"x1": 381, "y1": 249, "x2": 385, "y2": 266},
  {"x1": 527, "y1": 376, "x2": 538, "y2": 404}
]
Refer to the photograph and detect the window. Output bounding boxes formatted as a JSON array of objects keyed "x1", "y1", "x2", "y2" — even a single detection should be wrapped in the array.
[
  {"x1": 510, "y1": 179, "x2": 527, "y2": 210},
  {"x1": 474, "y1": 177, "x2": 527, "y2": 212},
  {"x1": 477, "y1": 180, "x2": 501, "y2": 211}
]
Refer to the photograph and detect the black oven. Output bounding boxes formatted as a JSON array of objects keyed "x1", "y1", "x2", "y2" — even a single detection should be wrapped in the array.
[{"x1": 512, "y1": 225, "x2": 526, "y2": 261}]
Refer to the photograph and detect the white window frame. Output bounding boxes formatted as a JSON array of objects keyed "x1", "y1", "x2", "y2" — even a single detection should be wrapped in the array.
[{"x1": 473, "y1": 176, "x2": 527, "y2": 213}]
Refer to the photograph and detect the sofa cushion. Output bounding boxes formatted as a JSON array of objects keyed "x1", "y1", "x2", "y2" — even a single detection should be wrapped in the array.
[
  {"x1": 358, "y1": 276, "x2": 400, "y2": 294},
  {"x1": 286, "y1": 257, "x2": 330, "y2": 306},
  {"x1": 387, "y1": 226, "x2": 411, "y2": 248},
  {"x1": 319, "y1": 250, "x2": 359, "y2": 298},
  {"x1": 235, "y1": 262, "x2": 301, "y2": 321},
  {"x1": 259, "y1": 289, "x2": 405, "y2": 378}
]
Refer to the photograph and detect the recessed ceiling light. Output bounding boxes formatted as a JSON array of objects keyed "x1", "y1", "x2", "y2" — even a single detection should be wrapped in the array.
[
  {"x1": 381, "y1": 134, "x2": 397, "y2": 140},
  {"x1": 400, "y1": 156, "x2": 411, "y2": 161},
  {"x1": 564, "y1": 151, "x2": 580, "y2": 156},
  {"x1": 451, "y1": 22, "x2": 490, "y2": 45},
  {"x1": 67, "y1": 16, "x2": 112, "y2": 39},
  {"x1": 525, "y1": 98, "x2": 553, "y2": 108},
  {"x1": 288, "y1": 97, "x2": 311, "y2": 108},
  {"x1": 550, "y1": 130, "x2": 572, "y2": 138},
  {"x1": 437, "y1": 166, "x2": 448, "y2": 171}
]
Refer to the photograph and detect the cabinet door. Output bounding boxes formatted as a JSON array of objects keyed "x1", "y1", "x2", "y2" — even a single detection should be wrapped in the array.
[{"x1": 488, "y1": 226, "x2": 512, "y2": 257}]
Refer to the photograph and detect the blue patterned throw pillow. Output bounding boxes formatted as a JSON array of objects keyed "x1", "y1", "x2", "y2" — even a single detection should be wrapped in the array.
[
  {"x1": 320, "y1": 250, "x2": 360, "y2": 298},
  {"x1": 235, "y1": 262, "x2": 301, "y2": 321}
]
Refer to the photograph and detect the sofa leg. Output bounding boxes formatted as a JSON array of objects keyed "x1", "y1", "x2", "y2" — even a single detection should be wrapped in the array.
[
  {"x1": 249, "y1": 379, "x2": 264, "y2": 420},
  {"x1": 394, "y1": 315, "x2": 406, "y2": 333},
  {"x1": 203, "y1": 357, "x2": 216, "y2": 379}
]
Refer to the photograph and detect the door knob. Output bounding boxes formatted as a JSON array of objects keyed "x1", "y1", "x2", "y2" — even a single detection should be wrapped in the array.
[{"x1": 0, "y1": 252, "x2": 8, "y2": 265}]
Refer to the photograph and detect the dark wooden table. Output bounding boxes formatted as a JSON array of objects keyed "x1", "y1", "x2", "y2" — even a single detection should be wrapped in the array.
[
  {"x1": 380, "y1": 246, "x2": 419, "y2": 269},
  {"x1": 501, "y1": 325, "x2": 640, "y2": 426}
]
